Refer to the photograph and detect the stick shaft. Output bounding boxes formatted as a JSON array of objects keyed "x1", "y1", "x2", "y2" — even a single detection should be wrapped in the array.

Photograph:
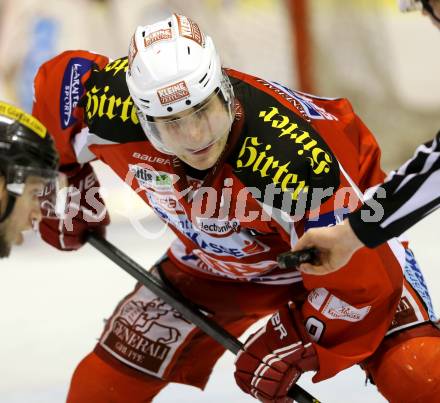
[{"x1": 87, "y1": 233, "x2": 321, "y2": 403}]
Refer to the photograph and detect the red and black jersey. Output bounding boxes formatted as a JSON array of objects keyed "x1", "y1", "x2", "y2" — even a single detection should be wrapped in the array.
[
  {"x1": 33, "y1": 50, "x2": 389, "y2": 285},
  {"x1": 33, "y1": 50, "x2": 416, "y2": 382}
]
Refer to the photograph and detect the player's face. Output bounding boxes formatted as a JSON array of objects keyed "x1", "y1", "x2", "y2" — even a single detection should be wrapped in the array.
[
  {"x1": 0, "y1": 176, "x2": 43, "y2": 258},
  {"x1": 155, "y1": 93, "x2": 232, "y2": 170}
]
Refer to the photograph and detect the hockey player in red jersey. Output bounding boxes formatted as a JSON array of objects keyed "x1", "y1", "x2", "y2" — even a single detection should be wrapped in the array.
[{"x1": 33, "y1": 14, "x2": 440, "y2": 403}]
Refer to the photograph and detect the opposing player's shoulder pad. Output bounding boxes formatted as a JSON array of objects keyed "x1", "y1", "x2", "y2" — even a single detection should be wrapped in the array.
[
  {"x1": 34, "y1": 50, "x2": 109, "y2": 131},
  {"x1": 79, "y1": 56, "x2": 146, "y2": 144},
  {"x1": 228, "y1": 74, "x2": 341, "y2": 215}
]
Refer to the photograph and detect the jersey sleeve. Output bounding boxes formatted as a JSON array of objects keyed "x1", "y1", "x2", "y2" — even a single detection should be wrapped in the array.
[
  {"x1": 355, "y1": 114, "x2": 386, "y2": 192},
  {"x1": 349, "y1": 130, "x2": 440, "y2": 247},
  {"x1": 226, "y1": 73, "x2": 405, "y2": 381},
  {"x1": 32, "y1": 50, "x2": 109, "y2": 169}
]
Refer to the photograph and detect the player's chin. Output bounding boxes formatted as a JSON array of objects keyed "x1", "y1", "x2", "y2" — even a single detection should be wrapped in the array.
[
  {"x1": 181, "y1": 144, "x2": 223, "y2": 170},
  {"x1": 190, "y1": 154, "x2": 219, "y2": 170}
]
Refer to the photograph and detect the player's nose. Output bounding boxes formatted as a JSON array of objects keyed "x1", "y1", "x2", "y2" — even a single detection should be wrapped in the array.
[{"x1": 185, "y1": 125, "x2": 205, "y2": 143}]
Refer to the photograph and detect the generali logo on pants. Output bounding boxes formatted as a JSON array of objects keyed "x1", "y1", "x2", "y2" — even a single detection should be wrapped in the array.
[
  {"x1": 100, "y1": 293, "x2": 196, "y2": 378},
  {"x1": 157, "y1": 81, "x2": 190, "y2": 105}
]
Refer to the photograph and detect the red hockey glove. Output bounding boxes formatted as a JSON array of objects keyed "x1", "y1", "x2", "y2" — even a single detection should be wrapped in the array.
[
  {"x1": 234, "y1": 302, "x2": 318, "y2": 403},
  {"x1": 39, "y1": 163, "x2": 110, "y2": 251}
]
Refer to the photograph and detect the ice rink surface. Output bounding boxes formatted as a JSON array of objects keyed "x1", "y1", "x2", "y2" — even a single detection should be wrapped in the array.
[
  {"x1": 0, "y1": 1, "x2": 439, "y2": 402},
  {"x1": 1, "y1": 162, "x2": 439, "y2": 403}
]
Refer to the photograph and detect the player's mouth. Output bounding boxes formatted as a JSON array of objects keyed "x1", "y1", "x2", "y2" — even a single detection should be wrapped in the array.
[{"x1": 187, "y1": 143, "x2": 215, "y2": 155}]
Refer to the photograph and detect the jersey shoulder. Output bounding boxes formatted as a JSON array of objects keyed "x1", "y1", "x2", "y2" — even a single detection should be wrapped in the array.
[
  {"x1": 34, "y1": 50, "x2": 109, "y2": 133},
  {"x1": 226, "y1": 70, "x2": 341, "y2": 214},
  {"x1": 79, "y1": 56, "x2": 146, "y2": 144}
]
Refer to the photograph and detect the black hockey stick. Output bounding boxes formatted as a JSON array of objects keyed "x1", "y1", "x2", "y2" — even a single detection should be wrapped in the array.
[
  {"x1": 277, "y1": 248, "x2": 320, "y2": 269},
  {"x1": 87, "y1": 233, "x2": 321, "y2": 403}
]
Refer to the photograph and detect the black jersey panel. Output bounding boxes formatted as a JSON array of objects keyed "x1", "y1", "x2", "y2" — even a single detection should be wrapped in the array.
[{"x1": 79, "y1": 57, "x2": 146, "y2": 143}]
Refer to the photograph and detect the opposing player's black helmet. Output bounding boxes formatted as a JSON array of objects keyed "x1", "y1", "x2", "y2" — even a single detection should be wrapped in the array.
[
  {"x1": 0, "y1": 101, "x2": 58, "y2": 176},
  {"x1": 0, "y1": 101, "x2": 65, "y2": 221}
]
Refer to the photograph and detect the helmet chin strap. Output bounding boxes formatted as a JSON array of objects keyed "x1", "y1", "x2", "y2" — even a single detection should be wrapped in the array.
[{"x1": 0, "y1": 192, "x2": 16, "y2": 223}]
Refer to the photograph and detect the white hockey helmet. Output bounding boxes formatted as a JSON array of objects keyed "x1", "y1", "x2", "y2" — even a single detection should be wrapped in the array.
[{"x1": 126, "y1": 14, "x2": 235, "y2": 154}]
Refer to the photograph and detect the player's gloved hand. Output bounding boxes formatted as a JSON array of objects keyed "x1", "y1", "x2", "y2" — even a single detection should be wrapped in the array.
[
  {"x1": 234, "y1": 302, "x2": 318, "y2": 403},
  {"x1": 39, "y1": 163, "x2": 109, "y2": 251}
]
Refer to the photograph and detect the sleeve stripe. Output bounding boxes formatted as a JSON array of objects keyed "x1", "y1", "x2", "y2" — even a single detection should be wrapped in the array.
[
  {"x1": 381, "y1": 166, "x2": 440, "y2": 228},
  {"x1": 351, "y1": 131, "x2": 440, "y2": 246},
  {"x1": 394, "y1": 150, "x2": 439, "y2": 194}
]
